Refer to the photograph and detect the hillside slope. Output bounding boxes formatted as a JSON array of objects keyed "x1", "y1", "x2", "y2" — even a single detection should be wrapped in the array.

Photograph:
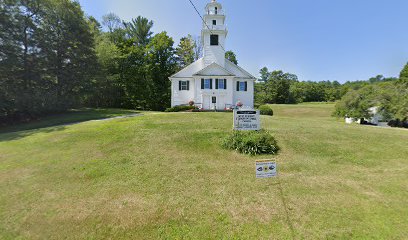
[{"x1": 1, "y1": 103, "x2": 407, "y2": 239}]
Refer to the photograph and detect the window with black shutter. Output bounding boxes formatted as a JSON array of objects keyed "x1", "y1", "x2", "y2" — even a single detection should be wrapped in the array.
[
  {"x1": 179, "y1": 81, "x2": 189, "y2": 91},
  {"x1": 236, "y1": 81, "x2": 247, "y2": 91},
  {"x1": 216, "y1": 79, "x2": 225, "y2": 89},
  {"x1": 203, "y1": 79, "x2": 212, "y2": 89},
  {"x1": 212, "y1": 20, "x2": 216, "y2": 25}
]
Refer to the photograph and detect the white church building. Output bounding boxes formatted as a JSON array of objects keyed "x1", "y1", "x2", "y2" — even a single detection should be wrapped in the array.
[{"x1": 169, "y1": 0, "x2": 256, "y2": 110}]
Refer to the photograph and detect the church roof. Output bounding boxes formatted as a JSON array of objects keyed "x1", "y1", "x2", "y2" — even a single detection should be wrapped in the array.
[
  {"x1": 170, "y1": 58, "x2": 256, "y2": 80},
  {"x1": 194, "y1": 62, "x2": 235, "y2": 76},
  {"x1": 225, "y1": 59, "x2": 256, "y2": 79},
  {"x1": 170, "y1": 58, "x2": 205, "y2": 78}
]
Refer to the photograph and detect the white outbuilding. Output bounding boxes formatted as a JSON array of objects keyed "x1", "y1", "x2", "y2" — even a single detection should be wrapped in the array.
[{"x1": 169, "y1": 0, "x2": 256, "y2": 110}]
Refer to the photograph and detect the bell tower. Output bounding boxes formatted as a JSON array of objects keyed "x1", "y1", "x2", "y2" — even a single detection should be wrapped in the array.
[{"x1": 201, "y1": 0, "x2": 228, "y2": 67}]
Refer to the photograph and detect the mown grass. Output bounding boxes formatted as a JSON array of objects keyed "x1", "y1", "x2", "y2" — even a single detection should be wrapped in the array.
[
  {"x1": 0, "y1": 108, "x2": 138, "y2": 134},
  {"x1": 0, "y1": 103, "x2": 407, "y2": 239}
]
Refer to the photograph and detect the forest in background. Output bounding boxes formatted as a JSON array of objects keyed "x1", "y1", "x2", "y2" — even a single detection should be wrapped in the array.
[
  {"x1": 255, "y1": 66, "x2": 408, "y2": 124},
  {"x1": 1, "y1": 0, "x2": 407, "y2": 125}
]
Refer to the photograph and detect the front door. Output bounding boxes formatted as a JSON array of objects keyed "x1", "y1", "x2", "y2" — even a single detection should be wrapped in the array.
[
  {"x1": 202, "y1": 95, "x2": 211, "y2": 110},
  {"x1": 217, "y1": 96, "x2": 225, "y2": 110},
  {"x1": 203, "y1": 95, "x2": 225, "y2": 110},
  {"x1": 210, "y1": 96, "x2": 216, "y2": 110}
]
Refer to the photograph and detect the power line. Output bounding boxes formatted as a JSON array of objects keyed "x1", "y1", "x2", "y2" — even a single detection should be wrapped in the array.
[{"x1": 187, "y1": 0, "x2": 227, "y2": 52}]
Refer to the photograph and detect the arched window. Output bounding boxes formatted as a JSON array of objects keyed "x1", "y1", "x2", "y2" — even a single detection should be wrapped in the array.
[{"x1": 215, "y1": 7, "x2": 218, "y2": 14}]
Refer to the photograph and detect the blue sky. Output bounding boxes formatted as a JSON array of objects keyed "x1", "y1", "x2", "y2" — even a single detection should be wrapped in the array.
[{"x1": 78, "y1": 0, "x2": 408, "y2": 82}]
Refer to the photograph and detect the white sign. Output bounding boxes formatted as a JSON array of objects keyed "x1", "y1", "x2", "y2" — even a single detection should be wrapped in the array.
[
  {"x1": 233, "y1": 109, "x2": 260, "y2": 130},
  {"x1": 256, "y1": 160, "x2": 277, "y2": 178}
]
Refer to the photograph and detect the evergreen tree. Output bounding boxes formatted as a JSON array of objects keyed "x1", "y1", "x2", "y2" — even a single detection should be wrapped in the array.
[
  {"x1": 123, "y1": 16, "x2": 154, "y2": 46},
  {"x1": 259, "y1": 67, "x2": 270, "y2": 82},
  {"x1": 176, "y1": 34, "x2": 196, "y2": 69}
]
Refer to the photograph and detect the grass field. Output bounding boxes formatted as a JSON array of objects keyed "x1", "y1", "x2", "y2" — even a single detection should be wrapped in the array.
[
  {"x1": 0, "y1": 108, "x2": 138, "y2": 134},
  {"x1": 0, "y1": 103, "x2": 407, "y2": 239}
]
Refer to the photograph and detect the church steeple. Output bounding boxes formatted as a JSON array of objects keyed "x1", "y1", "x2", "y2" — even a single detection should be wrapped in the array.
[{"x1": 201, "y1": 0, "x2": 228, "y2": 67}]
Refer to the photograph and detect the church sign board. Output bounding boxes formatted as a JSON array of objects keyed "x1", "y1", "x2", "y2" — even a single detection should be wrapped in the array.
[
  {"x1": 255, "y1": 160, "x2": 277, "y2": 178},
  {"x1": 233, "y1": 109, "x2": 260, "y2": 131}
]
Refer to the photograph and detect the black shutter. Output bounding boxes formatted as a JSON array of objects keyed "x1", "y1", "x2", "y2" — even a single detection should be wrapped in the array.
[
  {"x1": 245, "y1": 81, "x2": 248, "y2": 91},
  {"x1": 215, "y1": 79, "x2": 218, "y2": 89},
  {"x1": 179, "y1": 81, "x2": 181, "y2": 91},
  {"x1": 187, "y1": 81, "x2": 190, "y2": 90},
  {"x1": 224, "y1": 79, "x2": 227, "y2": 89},
  {"x1": 210, "y1": 79, "x2": 213, "y2": 89},
  {"x1": 201, "y1": 79, "x2": 204, "y2": 89},
  {"x1": 236, "y1": 81, "x2": 240, "y2": 91}
]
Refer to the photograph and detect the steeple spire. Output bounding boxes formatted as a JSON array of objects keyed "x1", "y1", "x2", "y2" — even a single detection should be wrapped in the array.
[{"x1": 202, "y1": 0, "x2": 227, "y2": 67}]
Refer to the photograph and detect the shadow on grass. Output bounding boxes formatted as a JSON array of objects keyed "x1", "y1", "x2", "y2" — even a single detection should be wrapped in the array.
[
  {"x1": 0, "y1": 125, "x2": 68, "y2": 142},
  {"x1": 0, "y1": 108, "x2": 139, "y2": 141}
]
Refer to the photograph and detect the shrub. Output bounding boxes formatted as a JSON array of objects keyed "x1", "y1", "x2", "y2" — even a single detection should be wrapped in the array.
[
  {"x1": 259, "y1": 105, "x2": 274, "y2": 116},
  {"x1": 165, "y1": 105, "x2": 195, "y2": 112},
  {"x1": 388, "y1": 118, "x2": 408, "y2": 128},
  {"x1": 222, "y1": 129, "x2": 280, "y2": 155}
]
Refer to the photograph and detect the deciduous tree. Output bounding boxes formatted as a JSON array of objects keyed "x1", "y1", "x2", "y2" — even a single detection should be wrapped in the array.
[
  {"x1": 400, "y1": 62, "x2": 408, "y2": 85},
  {"x1": 225, "y1": 50, "x2": 238, "y2": 64},
  {"x1": 145, "y1": 32, "x2": 177, "y2": 110}
]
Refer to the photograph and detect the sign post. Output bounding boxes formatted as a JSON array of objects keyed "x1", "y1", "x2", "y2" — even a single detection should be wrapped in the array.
[
  {"x1": 232, "y1": 108, "x2": 273, "y2": 178},
  {"x1": 233, "y1": 109, "x2": 260, "y2": 131},
  {"x1": 255, "y1": 160, "x2": 277, "y2": 178}
]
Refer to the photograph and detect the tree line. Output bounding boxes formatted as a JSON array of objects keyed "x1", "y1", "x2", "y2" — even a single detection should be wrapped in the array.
[
  {"x1": 255, "y1": 65, "x2": 407, "y2": 124},
  {"x1": 334, "y1": 65, "x2": 407, "y2": 124},
  {"x1": 0, "y1": 0, "x2": 241, "y2": 124},
  {"x1": 255, "y1": 67, "x2": 399, "y2": 104},
  {"x1": 1, "y1": 0, "x2": 406, "y2": 125},
  {"x1": 1, "y1": 0, "x2": 97, "y2": 123}
]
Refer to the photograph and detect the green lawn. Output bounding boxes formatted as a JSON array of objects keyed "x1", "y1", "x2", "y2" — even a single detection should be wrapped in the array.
[
  {"x1": 0, "y1": 108, "x2": 139, "y2": 134},
  {"x1": 0, "y1": 103, "x2": 407, "y2": 239}
]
